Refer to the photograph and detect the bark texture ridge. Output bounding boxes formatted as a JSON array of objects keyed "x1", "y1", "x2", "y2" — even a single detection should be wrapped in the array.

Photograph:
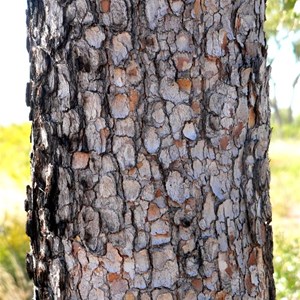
[{"x1": 26, "y1": 0, "x2": 275, "y2": 299}]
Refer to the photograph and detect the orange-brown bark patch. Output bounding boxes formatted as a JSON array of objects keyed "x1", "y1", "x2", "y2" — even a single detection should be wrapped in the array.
[
  {"x1": 174, "y1": 55, "x2": 192, "y2": 71},
  {"x1": 127, "y1": 66, "x2": 138, "y2": 77},
  {"x1": 235, "y1": 16, "x2": 241, "y2": 30},
  {"x1": 248, "y1": 107, "x2": 256, "y2": 128},
  {"x1": 137, "y1": 161, "x2": 143, "y2": 169},
  {"x1": 177, "y1": 78, "x2": 192, "y2": 93},
  {"x1": 124, "y1": 292, "x2": 136, "y2": 300},
  {"x1": 129, "y1": 89, "x2": 139, "y2": 112},
  {"x1": 148, "y1": 203, "x2": 160, "y2": 221},
  {"x1": 191, "y1": 278, "x2": 203, "y2": 291},
  {"x1": 191, "y1": 101, "x2": 201, "y2": 114},
  {"x1": 245, "y1": 273, "x2": 254, "y2": 294},
  {"x1": 221, "y1": 32, "x2": 228, "y2": 50},
  {"x1": 206, "y1": 55, "x2": 218, "y2": 62},
  {"x1": 260, "y1": 223, "x2": 266, "y2": 244},
  {"x1": 186, "y1": 198, "x2": 196, "y2": 209},
  {"x1": 220, "y1": 136, "x2": 229, "y2": 150},
  {"x1": 107, "y1": 273, "x2": 121, "y2": 282},
  {"x1": 155, "y1": 189, "x2": 163, "y2": 198},
  {"x1": 100, "y1": 127, "x2": 110, "y2": 141},
  {"x1": 72, "y1": 152, "x2": 89, "y2": 169},
  {"x1": 152, "y1": 233, "x2": 170, "y2": 239},
  {"x1": 248, "y1": 248, "x2": 257, "y2": 266},
  {"x1": 233, "y1": 122, "x2": 244, "y2": 138},
  {"x1": 194, "y1": 0, "x2": 201, "y2": 19},
  {"x1": 100, "y1": 0, "x2": 110, "y2": 12},
  {"x1": 128, "y1": 167, "x2": 137, "y2": 176},
  {"x1": 72, "y1": 241, "x2": 82, "y2": 255},
  {"x1": 174, "y1": 139, "x2": 184, "y2": 147},
  {"x1": 225, "y1": 265, "x2": 233, "y2": 277},
  {"x1": 216, "y1": 291, "x2": 227, "y2": 300}
]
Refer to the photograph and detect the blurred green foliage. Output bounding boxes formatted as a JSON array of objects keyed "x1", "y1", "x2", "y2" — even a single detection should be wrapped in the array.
[
  {"x1": 0, "y1": 214, "x2": 30, "y2": 278},
  {"x1": 266, "y1": 0, "x2": 300, "y2": 37},
  {"x1": 274, "y1": 235, "x2": 300, "y2": 300},
  {"x1": 266, "y1": 0, "x2": 300, "y2": 60},
  {"x1": 270, "y1": 113, "x2": 300, "y2": 299},
  {"x1": 271, "y1": 111, "x2": 300, "y2": 140},
  {"x1": 270, "y1": 145, "x2": 300, "y2": 218}
]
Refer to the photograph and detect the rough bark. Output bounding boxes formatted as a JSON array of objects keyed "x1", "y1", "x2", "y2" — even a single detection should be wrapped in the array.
[{"x1": 26, "y1": 0, "x2": 275, "y2": 299}]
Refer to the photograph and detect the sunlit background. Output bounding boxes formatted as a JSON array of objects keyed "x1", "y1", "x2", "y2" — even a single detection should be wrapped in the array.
[{"x1": 0, "y1": 1, "x2": 299, "y2": 299}]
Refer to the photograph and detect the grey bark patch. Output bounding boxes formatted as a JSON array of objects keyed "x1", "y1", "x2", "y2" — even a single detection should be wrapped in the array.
[
  {"x1": 169, "y1": 104, "x2": 193, "y2": 138},
  {"x1": 206, "y1": 28, "x2": 226, "y2": 57},
  {"x1": 151, "y1": 219, "x2": 170, "y2": 245},
  {"x1": 134, "y1": 250, "x2": 150, "y2": 274},
  {"x1": 185, "y1": 256, "x2": 199, "y2": 277},
  {"x1": 145, "y1": 0, "x2": 168, "y2": 30},
  {"x1": 138, "y1": 157, "x2": 152, "y2": 180},
  {"x1": 112, "y1": 32, "x2": 132, "y2": 66},
  {"x1": 170, "y1": 1, "x2": 184, "y2": 16},
  {"x1": 89, "y1": 289, "x2": 105, "y2": 300},
  {"x1": 57, "y1": 66, "x2": 71, "y2": 111},
  {"x1": 144, "y1": 127, "x2": 160, "y2": 154},
  {"x1": 166, "y1": 171, "x2": 189, "y2": 204},
  {"x1": 210, "y1": 175, "x2": 225, "y2": 200},
  {"x1": 85, "y1": 119, "x2": 107, "y2": 154},
  {"x1": 199, "y1": 193, "x2": 216, "y2": 230},
  {"x1": 190, "y1": 140, "x2": 205, "y2": 160},
  {"x1": 183, "y1": 122, "x2": 197, "y2": 140},
  {"x1": 159, "y1": 77, "x2": 189, "y2": 104},
  {"x1": 99, "y1": 175, "x2": 117, "y2": 198},
  {"x1": 85, "y1": 26, "x2": 105, "y2": 48},
  {"x1": 113, "y1": 137, "x2": 136, "y2": 170},
  {"x1": 123, "y1": 180, "x2": 141, "y2": 201},
  {"x1": 110, "y1": 94, "x2": 130, "y2": 119},
  {"x1": 112, "y1": 67, "x2": 126, "y2": 87},
  {"x1": 152, "y1": 107, "x2": 165, "y2": 125},
  {"x1": 152, "y1": 245, "x2": 179, "y2": 288},
  {"x1": 101, "y1": 243, "x2": 122, "y2": 273},
  {"x1": 100, "y1": 208, "x2": 121, "y2": 233},
  {"x1": 236, "y1": 96, "x2": 249, "y2": 123},
  {"x1": 115, "y1": 118, "x2": 135, "y2": 137},
  {"x1": 83, "y1": 92, "x2": 102, "y2": 121},
  {"x1": 110, "y1": 0, "x2": 128, "y2": 30},
  {"x1": 176, "y1": 31, "x2": 192, "y2": 52}
]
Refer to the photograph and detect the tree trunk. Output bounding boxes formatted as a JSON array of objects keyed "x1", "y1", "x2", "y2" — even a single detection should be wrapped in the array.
[{"x1": 26, "y1": 0, "x2": 275, "y2": 299}]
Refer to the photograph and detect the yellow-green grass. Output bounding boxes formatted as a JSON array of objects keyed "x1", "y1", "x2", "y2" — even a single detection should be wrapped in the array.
[
  {"x1": 269, "y1": 140, "x2": 300, "y2": 238},
  {"x1": 269, "y1": 139, "x2": 300, "y2": 299},
  {"x1": 0, "y1": 123, "x2": 31, "y2": 221},
  {"x1": 0, "y1": 123, "x2": 31, "y2": 189}
]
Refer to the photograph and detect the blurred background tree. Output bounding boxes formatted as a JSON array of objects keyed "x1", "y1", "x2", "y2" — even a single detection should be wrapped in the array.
[
  {"x1": 266, "y1": 2, "x2": 300, "y2": 299},
  {"x1": 266, "y1": 0, "x2": 300, "y2": 125},
  {"x1": 266, "y1": 0, "x2": 300, "y2": 37}
]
